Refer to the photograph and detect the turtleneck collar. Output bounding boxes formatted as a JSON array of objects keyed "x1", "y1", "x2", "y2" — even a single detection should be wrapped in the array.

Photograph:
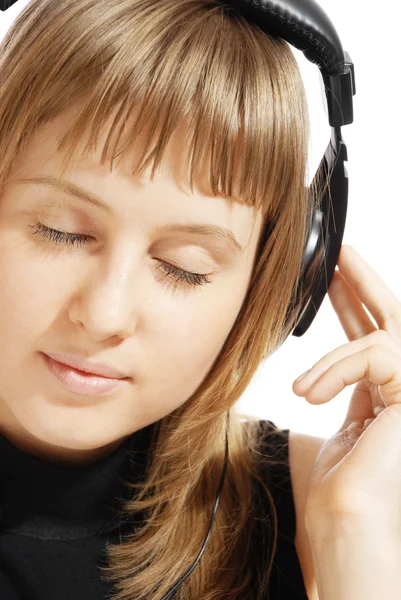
[{"x1": 0, "y1": 423, "x2": 156, "y2": 541}]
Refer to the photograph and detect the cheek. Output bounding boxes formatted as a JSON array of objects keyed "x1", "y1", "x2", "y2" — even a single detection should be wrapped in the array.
[
  {"x1": 143, "y1": 279, "x2": 246, "y2": 415},
  {"x1": 0, "y1": 245, "x2": 57, "y2": 402},
  {"x1": 0, "y1": 247, "x2": 51, "y2": 347}
]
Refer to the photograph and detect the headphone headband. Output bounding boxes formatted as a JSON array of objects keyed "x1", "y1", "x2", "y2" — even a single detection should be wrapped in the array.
[{"x1": 222, "y1": 0, "x2": 356, "y2": 126}]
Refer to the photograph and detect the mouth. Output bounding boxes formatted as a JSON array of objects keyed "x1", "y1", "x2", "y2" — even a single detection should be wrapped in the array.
[
  {"x1": 41, "y1": 353, "x2": 131, "y2": 398},
  {"x1": 43, "y1": 352, "x2": 129, "y2": 379}
]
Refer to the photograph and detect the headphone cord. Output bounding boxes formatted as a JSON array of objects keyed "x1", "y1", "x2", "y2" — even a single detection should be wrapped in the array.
[{"x1": 160, "y1": 410, "x2": 230, "y2": 599}]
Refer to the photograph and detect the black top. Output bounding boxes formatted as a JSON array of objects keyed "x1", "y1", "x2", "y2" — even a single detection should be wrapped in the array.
[{"x1": 0, "y1": 420, "x2": 308, "y2": 599}]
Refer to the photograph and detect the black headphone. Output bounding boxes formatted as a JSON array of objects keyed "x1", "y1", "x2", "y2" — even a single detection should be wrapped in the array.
[
  {"x1": 160, "y1": 0, "x2": 356, "y2": 597},
  {"x1": 0, "y1": 0, "x2": 19, "y2": 11}
]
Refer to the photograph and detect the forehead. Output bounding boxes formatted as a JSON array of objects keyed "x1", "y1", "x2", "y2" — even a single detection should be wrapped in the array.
[{"x1": 10, "y1": 98, "x2": 265, "y2": 249}]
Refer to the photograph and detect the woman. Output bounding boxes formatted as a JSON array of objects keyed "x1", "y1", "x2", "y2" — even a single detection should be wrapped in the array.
[{"x1": 0, "y1": 1, "x2": 400, "y2": 599}]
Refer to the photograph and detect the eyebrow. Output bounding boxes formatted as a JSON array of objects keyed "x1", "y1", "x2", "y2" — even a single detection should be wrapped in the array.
[{"x1": 15, "y1": 175, "x2": 244, "y2": 254}]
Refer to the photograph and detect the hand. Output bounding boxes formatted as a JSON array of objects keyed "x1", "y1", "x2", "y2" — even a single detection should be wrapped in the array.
[{"x1": 292, "y1": 244, "x2": 401, "y2": 528}]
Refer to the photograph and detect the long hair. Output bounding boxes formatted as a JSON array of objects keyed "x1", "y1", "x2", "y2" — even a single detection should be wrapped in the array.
[{"x1": 0, "y1": 1, "x2": 325, "y2": 598}]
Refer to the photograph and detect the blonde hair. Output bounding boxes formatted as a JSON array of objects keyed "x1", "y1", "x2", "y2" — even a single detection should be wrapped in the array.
[{"x1": 0, "y1": 1, "x2": 325, "y2": 598}]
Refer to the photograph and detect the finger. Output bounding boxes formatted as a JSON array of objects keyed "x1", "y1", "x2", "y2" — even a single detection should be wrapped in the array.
[
  {"x1": 300, "y1": 344, "x2": 401, "y2": 407},
  {"x1": 293, "y1": 330, "x2": 382, "y2": 396},
  {"x1": 336, "y1": 245, "x2": 401, "y2": 331},
  {"x1": 328, "y1": 268, "x2": 377, "y2": 341},
  {"x1": 340, "y1": 379, "x2": 376, "y2": 430},
  {"x1": 293, "y1": 329, "x2": 401, "y2": 399}
]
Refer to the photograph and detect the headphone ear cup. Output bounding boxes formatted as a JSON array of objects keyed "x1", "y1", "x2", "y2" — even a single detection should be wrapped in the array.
[
  {"x1": 1, "y1": 0, "x2": 20, "y2": 13},
  {"x1": 291, "y1": 138, "x2": 349, "y2": 337},
  {"x1": 290, "y1": 208, "x2": 328, "y2": 332}
]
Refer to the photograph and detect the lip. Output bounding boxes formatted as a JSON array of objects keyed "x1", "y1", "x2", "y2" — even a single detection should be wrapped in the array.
[
  {"x1": 41, "y1": 353, "x2": 131, "y2": 397},
  {"x1": 44, "y1": 352, "x2": 129, "y2": 379}
]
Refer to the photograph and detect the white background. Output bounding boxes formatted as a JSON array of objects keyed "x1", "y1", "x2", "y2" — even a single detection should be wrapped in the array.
[{"x1": 1, "y1": 1, "x2": 400, "y2": 439}]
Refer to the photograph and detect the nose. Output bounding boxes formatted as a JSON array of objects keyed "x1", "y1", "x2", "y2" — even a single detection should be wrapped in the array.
[{"x1": 68, "y1": 254, "x2": 141, "y2": 341}]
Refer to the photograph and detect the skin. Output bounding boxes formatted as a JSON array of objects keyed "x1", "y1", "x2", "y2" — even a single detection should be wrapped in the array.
[{"x1": 0, "y1": 99, "x2": 264, "y2": 467}]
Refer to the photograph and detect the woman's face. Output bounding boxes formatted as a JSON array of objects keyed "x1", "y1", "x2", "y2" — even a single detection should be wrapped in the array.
[{"x1": 0, "y1": 100, "x2": 264, "y2": 466}]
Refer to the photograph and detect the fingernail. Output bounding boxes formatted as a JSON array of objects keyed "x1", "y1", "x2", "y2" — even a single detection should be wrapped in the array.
[
  {"x1": 373, "y1": 404, "x2": 386, "y2": 417},
  {"x1": 294, "y1": 369, "x2": 310, "y2": 384},
  {"x1": 378, "y1": 385, "x2": 387, "y2": 405}
]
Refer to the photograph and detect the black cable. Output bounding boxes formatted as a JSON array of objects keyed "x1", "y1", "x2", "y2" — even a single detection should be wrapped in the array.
[{"x1": 160, "y1": 411, "x2": 230, "y2": 600}]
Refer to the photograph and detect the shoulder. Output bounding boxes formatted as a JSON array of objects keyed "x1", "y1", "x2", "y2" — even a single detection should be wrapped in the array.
[{"x1": 288, "y1": 429, "x2": 328, "y2": 600}]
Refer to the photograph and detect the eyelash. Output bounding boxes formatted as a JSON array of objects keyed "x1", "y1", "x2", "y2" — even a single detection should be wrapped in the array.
[{"x1": 28, "y1": 223, "x2": 212, "y2": 288}]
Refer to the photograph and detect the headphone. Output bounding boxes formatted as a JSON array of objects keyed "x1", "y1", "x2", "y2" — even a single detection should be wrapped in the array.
[
  {"x1": 159, "y1": 0, "x2": 356, "y2": 597},
  {"x1": 0, "y1": 0, "x2": 19, "y2": 11}
]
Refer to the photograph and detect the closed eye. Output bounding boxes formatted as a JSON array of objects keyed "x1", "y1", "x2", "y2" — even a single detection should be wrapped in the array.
[{"x1": 28, "y1": 222, "x2": 212, "y2": 288}]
